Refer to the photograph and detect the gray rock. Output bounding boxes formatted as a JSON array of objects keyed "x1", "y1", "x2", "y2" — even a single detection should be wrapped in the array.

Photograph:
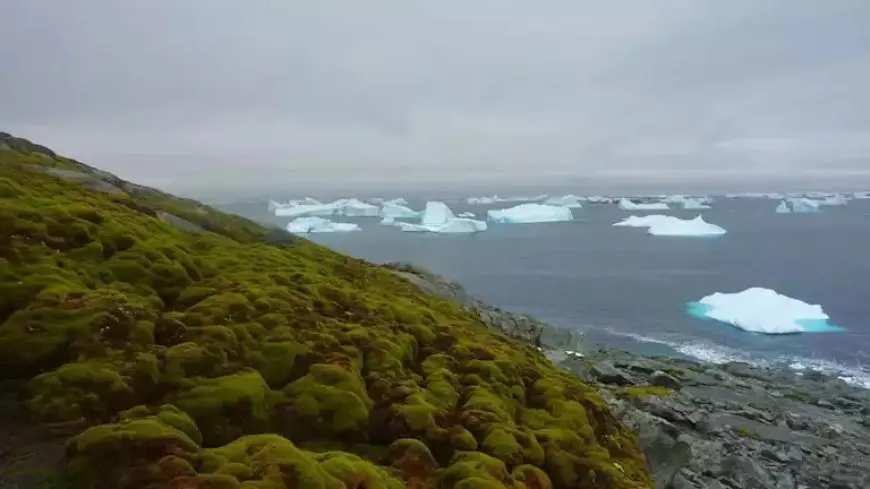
[
  {"x1": 590, "y1": 361, "x2": 635, "y2": 386},
  {"x1": 650, "y1": 370, "x2": 682, "y2": 389}
]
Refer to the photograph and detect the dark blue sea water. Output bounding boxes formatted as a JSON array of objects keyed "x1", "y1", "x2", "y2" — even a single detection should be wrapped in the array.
[{"x1": 227, "y1": 197, "x2": 870, "y2": 387}]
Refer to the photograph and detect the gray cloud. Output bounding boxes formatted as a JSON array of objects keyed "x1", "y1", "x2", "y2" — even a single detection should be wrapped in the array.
[{"x1": 2, "y1": 1, "x2": 869, "y2": 195}]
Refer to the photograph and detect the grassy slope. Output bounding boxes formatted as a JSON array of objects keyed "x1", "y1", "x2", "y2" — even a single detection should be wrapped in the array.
[{"x1": 0, "y1": 134, "x2": 651, "y2": 489}]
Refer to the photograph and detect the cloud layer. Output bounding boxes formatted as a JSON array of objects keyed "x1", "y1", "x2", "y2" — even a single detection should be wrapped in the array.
[{"x1": 2, "y1": 1, "x2": 869, "y2": 194}]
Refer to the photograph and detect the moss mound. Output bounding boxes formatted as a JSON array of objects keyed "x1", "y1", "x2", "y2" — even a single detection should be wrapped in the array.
[{"x1": 0, "y1": 134, "x2": 652, "y2": 488}]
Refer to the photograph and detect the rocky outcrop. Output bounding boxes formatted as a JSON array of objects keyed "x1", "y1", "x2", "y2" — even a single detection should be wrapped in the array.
[{"x1": 561, "y1": 349, "x2": 870, "y2": 489}]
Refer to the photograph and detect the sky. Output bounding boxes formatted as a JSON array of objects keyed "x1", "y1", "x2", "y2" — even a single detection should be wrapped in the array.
[{"x1": 2, "y1": 1, "x2": 870, "y2": 197}]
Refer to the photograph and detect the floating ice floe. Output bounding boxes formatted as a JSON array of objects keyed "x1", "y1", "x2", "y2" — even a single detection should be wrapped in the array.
[
  {"x1": 274, "y1": 202, "x2": 337, "y2": 218},
  {"x1": 458, "y1": 211, "x2": 477, "y2": 218},
  {"x1": 614, "y1": 214, "x2": 726, "y2": 236},
  {"x1": 286, "y1": 216, "x2": 361, "y2": 234},
  {"x1": 397, "y1": 201, "x2": 487, "y2": 233},
  {"x1": 680, "y1": 198, "x2": 712, "y2": 210},
  {"x1": 819, "y1": 194, "x2": 848, "y2": 206},
  {"x1": 687, "y1": 287, "x2": 842, "y2": 334},
  {"x1": 618, "y1": 198, "x2": 670, "y2": 211},
  {"x1": 274, "y1": 198, "x2": 381, "y2": 218},
  {"x1": 543, "y1": 195, "x2": 584, "y2": 208},
  {"x1": 776, "y1": 198, "x2": 821, "y2": 213},
  {"x1": 379, "y1": 202, "x2": 421, "y2": 220},
  {"x1": 338, "y1": 198, "x2": 381, "y2": 217},
  {"x1": 487, "y1": 203, "x2": 574, "y2": 224}
]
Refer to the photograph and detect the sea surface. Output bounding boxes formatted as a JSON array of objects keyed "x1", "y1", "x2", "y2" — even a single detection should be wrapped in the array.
[{"x1": 225, "y1": 197, "x2": 870, "y2": 387}]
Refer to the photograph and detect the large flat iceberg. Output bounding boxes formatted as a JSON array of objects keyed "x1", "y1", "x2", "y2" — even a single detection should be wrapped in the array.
[
  {"x1": 687, "y1": 287, "x2": 842, "y2": 334},
  {"x1": 487, "y1": 203, "x2": 574, "y2": 224},
  {"x1": 776, "y1": 198, "x2": 820, "y2": 213},
  {"x1": 618, "y1": 198, "x2": 670, "y2": 211},
  {"x1": 614, "y1": 214, "x2": 726, "y2": 236},
  {"x1": 398, "y1": 201, "x2": 487, "y2": 233},
  {"x1": 286, "y1": 217, "x2": 361, "y2": 234}
]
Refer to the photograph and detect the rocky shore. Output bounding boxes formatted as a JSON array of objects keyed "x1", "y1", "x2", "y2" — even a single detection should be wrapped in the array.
[{"x1": 388, "y1": 263, "x2": 870, "y2": 489}]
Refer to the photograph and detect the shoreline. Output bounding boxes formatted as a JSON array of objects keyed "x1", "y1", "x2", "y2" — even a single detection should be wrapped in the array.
[{"x1": 387, "y1": 262, "x2": 870, "y2": 489}]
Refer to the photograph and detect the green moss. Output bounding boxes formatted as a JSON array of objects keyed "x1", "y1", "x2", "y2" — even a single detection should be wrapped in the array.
[
  {"x1": 735, "y1": 426, "x2": 759, "y2": 439},
  {"x1": 614, "y1": 386, "x2": 674, "y2": 400},
  {"x1": 176, "y1": 370, "x2": 272, "y2": 446},
  {"x1": 0, "y1": 135, "x2": 652, "y2": 489}
]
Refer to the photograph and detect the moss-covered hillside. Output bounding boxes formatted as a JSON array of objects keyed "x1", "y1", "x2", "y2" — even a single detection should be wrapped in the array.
[{"x1": 0, "y1": 134, "x2": 652, "y2": 489}]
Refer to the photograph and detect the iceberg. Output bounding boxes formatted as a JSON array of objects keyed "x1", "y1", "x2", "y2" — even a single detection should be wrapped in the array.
[
  {"x1": 819, "y1": 194, "x2": 848, "y2": 206},
  {"x1": 680, "y1": 198, "x2": 711, "y2": 210},
  {"x1": 274, "y1": 202, "x2": 338, "y2": 218},
  {"x1": 336, "y1": 198, "x2": 380, "y2": 217},
  {"x1": 458, "y1": 211, "x2": 476, "y2": 218},
  {"x1": 543, "y1": 195, "x2": 584, "y2": 208},
  {"x1": 618, "y1": 198, "x2": 670, "y2": 211},
  {"x1": 383, "y1": 197, "x2": 409, "y2": 206},
  {"x1": 614, "y1": 214, "x2": 726, "y2": 236},
  {"x1": 467, "y1": 196, "x2": 499, "y2": 205},
  {"x1": 398, "y1": 201, "x2": 487, "y2": 233},
  {"x1": 286, "y1": 217, "x2": 361, "y2": 234},
  {"x1": 379, "y1": 202, "x2": 422, "y2": 220},
  {"x1": 687, "y1": 287, "x2": 842, "y2": 334},
  {"x1": 788, "y1": 198, "x2": 821, "y2": 213},
  {"x1": 379, "y1": 216, "x2": 395, "y2": 225},
  {"x1": 775, "y1": 201, "x2": 791, "y2": 213},
  {"x1": 487, "y1": 203, "x2": 574, "y2": 224}
]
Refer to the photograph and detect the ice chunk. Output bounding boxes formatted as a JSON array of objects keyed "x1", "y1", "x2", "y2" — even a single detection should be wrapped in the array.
[
  {"x1": 467, "y1": 196, "x2": 499, "y2": 205},
  {"x1": 614, "y1": 214, "x2": 726, "y2": 236},
  {"x1": 775, "y1": 201, "x2": 791, "y2": 213},
  {"x1": 680, "y1": 198, "x2": 711, "y2": 210},
  {"x1": 647, "y1": 215, "x2": 726, "y2": 236},
  {"x1": 379, "y1": 202, "x2": 421, "y2": 220},
  {"x1": 337, "y1": 198, "x2": 381, "y2": 217},
  {"x1": 687, "y1": 287, "x2": 842, "y2": 334},
  {"x1": 788, "y1": 198, "x2": 821, "y2": 213},
  {"x1": 819, "y1": 194, "x2": 848, "y2": 206},
  {"x1": 379, "y1": 216, "x2": 395, "y2": 225},
  {"x1": 286, "y1": 217, "x2": 361, "y2": 234},
  {"x1": 618, "y1": 198, "x2": 670, "y2": 211},
  {"x1": 274, "y1": 202, "x2": 338, "y2": 218},
  {"x1": 383, "y1": 197, "x2": 408, "y2": 206},
  {"x1": 487, "y1": 203, "x2": 574, "y2": 224},
  {"x1": 458, "y1": 211, "x2": 476, "y2": 218},
  {"x1": 543, "y1": 195, "x2": 584, "y2": 208},
  {"x1": 398, "y1": 201, "x2": 487, "y2": 233},
  {"x1": 422, "y1": 201, "x2": 456, "y2": 227}
]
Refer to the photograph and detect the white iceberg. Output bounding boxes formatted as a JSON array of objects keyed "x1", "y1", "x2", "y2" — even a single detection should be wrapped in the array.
[
  {"x1": 379, "y1": 216, "x2": 395, "y2": 225},
  {"x1": 788, "y1": 198, "x2": 821, "y2": 213},
  {"x1": 680, "y1": 198, "x2": 711, "y2": 210},
  {"x1": 274, "y1": 202, "x2": 338, "y2": 218},
  {"x1": 688, "y1": 287, "x2": 841, "y2": 334},
  {"x1": 487, "y1": 203, "x2": 574, "y2": 224},
  {"x1": 819, "y1": 194, "x2": 848, "y2": 206},
  {"x1": 286, "y1": 216, "x2": 361, "y2": 234},
  {"x1": 614, "y1": 214, "x2": 726, "y2": 236},
  {"x1": 399, "y1": 201, "x2": 487, "y2": 233},
  {"x1": 543, "y1": 195, "x2": 584, "y2": 208},
  {"x1": 458, "y1": 211, "x2": 477, "y2": 218},
  {"x1": 383, "y1": 197, "x2": 408, "y2": 206},
  {"x1": 618, "y1": 198, "x2": 670, "y2": 211},
  {"x1": 379, "y1": 202, "x2": 421, "y2": 220},
  {"x1": 467, "y1": 196, "x2": 499, "y2": 205},
  {"x1": 775, "y1": 201, "x2": 791, "y2": 213},
  {"x1": 337, "y1": 198, "x2": 381, "y2": 217}
]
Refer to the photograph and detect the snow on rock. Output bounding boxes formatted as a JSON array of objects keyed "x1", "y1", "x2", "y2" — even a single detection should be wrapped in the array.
[
  {"x1": 286, "y1": 217, "x2": 361, "y2": 234},
  {"x1": 614, "y1": 214, "x2": 726, "y2": 236},
  {"x1": 618, "y1": 198, "x2": 670, "y2": 211},
  {"x1": 687, "y1": 287, "x2": 842, "y2": 334},
  {"x1": 543, "y1": 195, "x2": 584, "y2": 208},
  {"x1": 379, "y1": 203, "x2": 421, "y2": 220},
  {"x1": 398, "y1": 201, "x2": 487, "y2": 233},
  {"x1": 487, "y1": 203, "x2": 574, "y2": 224}
]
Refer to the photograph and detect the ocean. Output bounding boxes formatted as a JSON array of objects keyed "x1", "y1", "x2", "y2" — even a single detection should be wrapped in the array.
[{"x1": 225, "y1": 196, "x2": 870, "y2": 387}]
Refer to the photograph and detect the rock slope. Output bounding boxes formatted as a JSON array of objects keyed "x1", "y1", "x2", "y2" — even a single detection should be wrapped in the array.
[{"x1": 0, "y1": 133, "x2": 651, "y2": 489}]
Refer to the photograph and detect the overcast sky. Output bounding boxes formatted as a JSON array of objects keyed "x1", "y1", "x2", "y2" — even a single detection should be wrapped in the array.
[{"x1": 2, "y1": 1, "x2": 870, "y2": 195}]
